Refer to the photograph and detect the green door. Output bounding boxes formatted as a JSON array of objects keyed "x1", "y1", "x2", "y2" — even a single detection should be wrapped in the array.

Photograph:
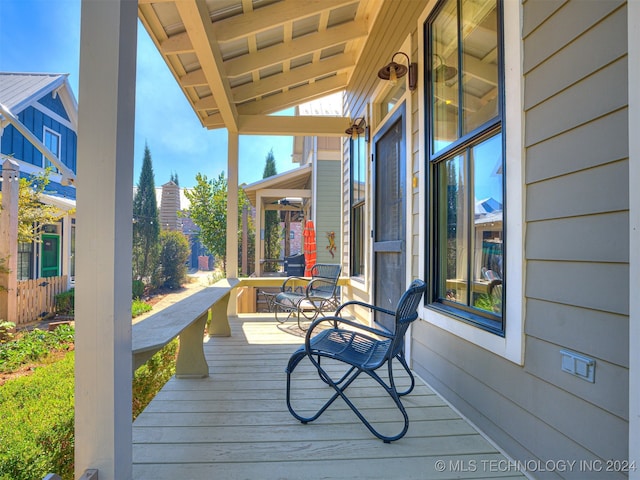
[{"x1": 41, "y1": 234, "x2": 60, "y2": 278}]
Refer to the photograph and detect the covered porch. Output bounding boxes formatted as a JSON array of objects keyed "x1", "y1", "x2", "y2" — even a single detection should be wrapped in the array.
[{"x1": 132, "y1": 311, "x2": 526, "y2": 480}]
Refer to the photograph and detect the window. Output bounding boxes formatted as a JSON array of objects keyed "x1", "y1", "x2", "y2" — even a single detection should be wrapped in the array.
[
  {"x1": 17, "y1": 242, "x2": 33, "y2": 280},
  {"x1": 427, "y1": 0, "x2": 504, "y2": 334},
  {"x1": 43, "y1": 127, "x2": 60, "y2": 173},
  {"x1": 350, "y1": 133, "x2": 367, "y2": 276}
]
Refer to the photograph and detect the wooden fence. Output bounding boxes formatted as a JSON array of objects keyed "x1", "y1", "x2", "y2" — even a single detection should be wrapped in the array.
[{"x1": 16, "y1": 276, "x2": 69, "y2": 326}]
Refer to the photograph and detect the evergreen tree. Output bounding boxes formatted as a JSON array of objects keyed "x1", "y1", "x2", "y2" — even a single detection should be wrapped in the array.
[
  {"x1": 170, "y1": 172, "x2": 179, "y2": 186},
  {"x1": 133, "y1": 144, "x2": 160, "y2": 281},
  {"x1": 262, "y1": 150, "x2": 280, "y2": 270}
]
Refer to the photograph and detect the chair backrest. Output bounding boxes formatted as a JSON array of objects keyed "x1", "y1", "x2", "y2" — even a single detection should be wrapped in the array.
[
  {"x1": 389, "y1": 279, "x2": 427, "y2": 358},
  {"x1": 308, "y1": 264, "x2": 342, "y2": 297}
]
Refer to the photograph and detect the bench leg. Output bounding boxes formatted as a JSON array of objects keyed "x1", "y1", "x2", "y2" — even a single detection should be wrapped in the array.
[
  {"x1": 175, "y1": 312, "x2": 209, "y2": 378},
  {"x1": 208, "y1": 291, "x2": 232, "y2": 337}
]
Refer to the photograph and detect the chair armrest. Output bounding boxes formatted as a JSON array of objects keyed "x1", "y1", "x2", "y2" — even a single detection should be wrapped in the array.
[
  {"x1": 304, "y1": 315, "x2": 395, "y2": 352},
  {"x1": 335, "y1": 300, "x2": 395, "y2": 317}
]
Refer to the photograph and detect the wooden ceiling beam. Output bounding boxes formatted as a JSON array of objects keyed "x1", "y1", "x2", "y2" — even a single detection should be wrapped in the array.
[
  {"x1": 232, "y1": 55, "x2": 354, "y2": 102},
  {"x1": 238, "y1": 115, "x2": 351, "y2": 136},
  {"x1": 214, "y1": 0, "x2": 358, "y2": 43},
  {"x1": 237, "y1": 73, "x2": 348, "y2": 116},
  {"x1": 180, "y1": 69, "x2": 207, "y2": 87},
  {"x1": 224, "y1": 21, "x2": 367, "y2": 78},
  {"x1": 176, "y1": 0, "x2": 239, "y2": 131},
  {"x1": 160, "y1": 32, "x2": 194, "y2": 55}
]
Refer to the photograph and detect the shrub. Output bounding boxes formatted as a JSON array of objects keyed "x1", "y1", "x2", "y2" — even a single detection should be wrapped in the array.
[
  {"x1": 0, "y1": 325, "x2": 74, "y2": 373},
  {"x1": 131, "y1": 298, "x2": 153, "y2": 318},
  {"x1": 132, "y1": 339, "x2": 178, "y2": 420},
  {"x1": 0, "y1": 352, "x2": 75, "y2": 480},
  {"x1": 0, "y1": 336, "x2": 178, "y2": 479},
  {"x1": 54, "y1": 289, "x2": 75, "y2": 316},
  {"x1": 132, "y1": 279, "x2": 145, "y2": 299},
  {"x1": 0, "y1": 321, "x2": 15, "y2": 343},
  {"x1": 155, "y1": 230, "x2": 190, "y2": 289}
]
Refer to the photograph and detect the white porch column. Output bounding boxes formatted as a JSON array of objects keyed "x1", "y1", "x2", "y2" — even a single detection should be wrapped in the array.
[
  {"x1": 227, "y1": 131, "x2": 239, "y2": 278},
  {"x1": 255, "y1": 191, "x2": 264, "y2": 275},
  {"x1": 75, "y1": 1, "x2": 137, "y2": 479},
  {"x1": 0, "y1": 159, "x2": 19, "y2": 325},
  {"x1": 628, "y1": 0, "x2": 639, "y2": 476}
]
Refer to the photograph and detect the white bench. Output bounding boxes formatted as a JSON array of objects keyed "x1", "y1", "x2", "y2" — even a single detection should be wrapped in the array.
[{"x1": 132, "y1": 278, "x2": 240, "y2": 378}]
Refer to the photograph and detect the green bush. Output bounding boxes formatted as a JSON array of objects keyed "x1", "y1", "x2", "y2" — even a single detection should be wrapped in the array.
[
  {"x1": 0, "y1": 337, "x2": 178, "y2": 479},
  {"x1": 131, "y1": 298, "x2": 153, "y2": 318},
  {"x1": 0, "y1": 325, "x2": 74, "y2": 373},
  {"x1": 132, "y1": 279, "x2": 145, "y2": 299},
  {"x1": 155, "y1": 230, "x2": 190, "y2": 289},
  {"x1": 0, "y1": 321, "x2": 15, "y2": 343},
  {"x1": 0, "y1": 352, "x2": 75, "y2": 480},
  {"x1": 54, "y1": 289, "x2": 75, "y2": 316},
  {"x1": 132, "y1": 339, "x2": 178, "y2": 420}
]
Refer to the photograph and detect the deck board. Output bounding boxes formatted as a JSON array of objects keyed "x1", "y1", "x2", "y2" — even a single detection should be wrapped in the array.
[{"x1": 133, "y1": 314, "x2": 526, "y2": 479}]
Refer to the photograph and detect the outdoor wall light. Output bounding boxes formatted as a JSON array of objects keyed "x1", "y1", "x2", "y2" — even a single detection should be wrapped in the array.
[
  {"x1": 345, "y1": 117, "x2": 367, "y2": 141},
  {"x1": 377, "y1": 51, "x2": 417, "y2": 91},
  {"x1": 432, "y1": 53, "x2": 458, "y2": 82}
]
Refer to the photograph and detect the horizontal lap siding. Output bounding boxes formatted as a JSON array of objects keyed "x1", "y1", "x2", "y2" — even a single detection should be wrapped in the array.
[
  {"x1": 412, "y1": 0, "x2": 629, "y2": 474},
  {"x1": 523, "y1": 0, "x2": 629, "y2": 464},
  {"x1": 315, "y1": 160, "x2": 342, "y2": 265}
]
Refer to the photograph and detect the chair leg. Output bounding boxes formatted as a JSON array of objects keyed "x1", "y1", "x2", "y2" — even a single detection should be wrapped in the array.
[
  {"x1": 287, "y1": 352, "x2": 410, "y2": 443},
  {"x1": 393, "y1": 353, "x2": 415, "y2": 397}
]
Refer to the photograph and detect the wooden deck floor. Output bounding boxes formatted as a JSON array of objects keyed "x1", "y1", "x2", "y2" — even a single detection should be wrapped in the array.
[{"x1": 133, "y1": 314, "x2": 526, "y2": 479}]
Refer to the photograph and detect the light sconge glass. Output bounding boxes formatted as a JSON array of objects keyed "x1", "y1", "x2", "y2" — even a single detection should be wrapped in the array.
[
  {"x1": 432, "y1": 53, "x2": 458, "y2": 82},
  {"x1": 377, "y1": 51, "x2": 417, "y2": 91},
  {"x1": 345, "y1": 117, "x2": 367, "y2": 141}
]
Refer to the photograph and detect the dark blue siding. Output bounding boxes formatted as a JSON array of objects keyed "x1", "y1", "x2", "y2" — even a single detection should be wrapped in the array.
[
  {"x1": 0, "y1": 106, "x2": 77, "y2": 172},
  {"x1": 37, "y1": 92, "x2": 70, "y2": 121}
]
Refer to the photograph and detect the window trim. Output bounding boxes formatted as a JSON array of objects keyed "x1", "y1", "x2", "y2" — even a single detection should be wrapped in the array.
[
  {"x1": 418, "y1": 0, "x2": 524, "y2": 364},
  {"x1": 43, "y1": 126, "x2": 61, "y2": 171},
  {"x1": 350, "y1": 134, "x2": 367, "y2": 277}
]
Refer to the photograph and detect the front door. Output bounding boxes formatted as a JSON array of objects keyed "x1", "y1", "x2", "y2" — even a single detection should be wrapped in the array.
[
  {"x1": 372, "y1": 104, "x2": 406, "y2": 332},
  {"x1": 41, "y1": 234, "x2": 60, "y2": 278}
]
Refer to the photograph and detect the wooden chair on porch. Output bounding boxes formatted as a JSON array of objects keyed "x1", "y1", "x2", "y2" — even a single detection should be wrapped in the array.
[{"x1": 285, "y1": 279, "x2": 427, "y2": 442}]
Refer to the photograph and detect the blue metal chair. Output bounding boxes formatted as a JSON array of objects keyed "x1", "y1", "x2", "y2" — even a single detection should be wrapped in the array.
[
  {"x1": 274, "y1": 263, "x2": 341, "y2": 329},
  {"x1": 285, "y1": 279, "x2": 427, "y2": 442}
]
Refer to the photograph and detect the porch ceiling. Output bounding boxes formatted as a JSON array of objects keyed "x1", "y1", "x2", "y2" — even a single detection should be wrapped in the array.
[{"x1": 137, "y1": 0, "x2": 382, "y2": 136}]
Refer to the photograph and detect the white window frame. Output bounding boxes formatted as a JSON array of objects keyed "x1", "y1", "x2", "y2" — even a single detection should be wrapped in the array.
[
  {"x1": 418, "y1": 0, "x2": 525, "y2": 365},
  {"x1": 43, "y1": 126, "x2": 61, "y2": 172}
]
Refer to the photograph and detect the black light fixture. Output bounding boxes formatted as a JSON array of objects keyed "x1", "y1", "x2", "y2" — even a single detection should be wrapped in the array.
[
  {"x1": 377, "y1": 51, "x2": 417, "y2": 91},
  {"x1": 432, "y1": 53, "x2": 458, "y2": 82},
  {"x1": 345, "y1": 117, "x2": 367, "y2": 141}
]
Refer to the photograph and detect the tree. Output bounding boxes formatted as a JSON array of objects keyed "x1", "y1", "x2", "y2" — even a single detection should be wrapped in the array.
[
  {"x1": 0, "y1": 169, "x2": 66, "y2": 244},
  {"x1": 170, "y1": 172, "x2": 179, "y2": 186},
  {"x1": 155, "y1": 230, "x2": 190, "y2": 289},
  {"x1": 262, "y1": 150, "x2": 280, "y2": 271},
  {"x1": 184, "y1": 172, "x2": 228, "y2": 270},
  {"x1": 133, "y1": 144, "x2": 160, "y2": 281}
]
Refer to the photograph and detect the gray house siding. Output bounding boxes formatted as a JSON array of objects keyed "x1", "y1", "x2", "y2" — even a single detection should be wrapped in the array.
[
  {"x1": 315, "y1": 159, "x2": 341, "y2": 265},
  {"x1": 412, "y1": 0, "x2": 629, "y2": 475}
]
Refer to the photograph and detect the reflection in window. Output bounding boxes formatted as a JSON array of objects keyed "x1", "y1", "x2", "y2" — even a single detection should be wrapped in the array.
[
  {"x1": 428, "y1": 0, "x2": 504, "y2": 333},
  {"x1": 44, "y1": 127, "x2": 60, "y2": 173},
  {"x1": 351, "y1": 135, "x2": 367, "y2": 276}
]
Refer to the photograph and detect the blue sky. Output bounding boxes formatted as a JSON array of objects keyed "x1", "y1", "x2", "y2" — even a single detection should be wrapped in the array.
[{"x1": 0, "y1": 0, "x2": 295, "y2": 188}]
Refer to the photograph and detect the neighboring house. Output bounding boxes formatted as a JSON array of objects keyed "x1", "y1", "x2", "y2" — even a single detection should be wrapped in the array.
[
  {"x1": 76, "y1": 1, "x2": 640, "y2": 478},
  {"x1": 243, "y1": 92, "x2": 343, "y2": 274},
  {"x1": 0, "y1": 72, "x2": 78, "y2": 288}
]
